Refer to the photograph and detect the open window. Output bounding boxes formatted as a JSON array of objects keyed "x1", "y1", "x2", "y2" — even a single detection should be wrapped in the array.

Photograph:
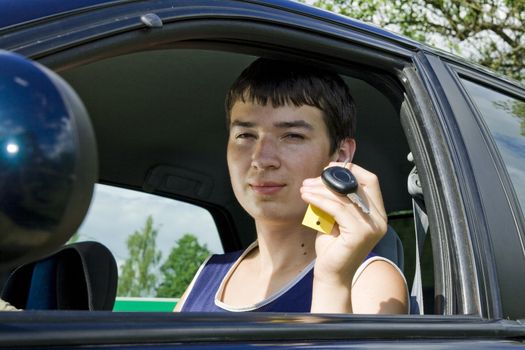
[{"x1": 55, "y1": 44, "x2": 434, "y2": 313}]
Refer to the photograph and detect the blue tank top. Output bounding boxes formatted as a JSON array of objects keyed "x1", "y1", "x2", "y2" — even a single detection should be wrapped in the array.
[{"x1": 180, "y1": 243, "x2": 376, "y2": 312}]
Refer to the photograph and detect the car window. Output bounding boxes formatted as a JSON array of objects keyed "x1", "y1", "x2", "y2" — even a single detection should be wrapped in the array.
[
  {"x1": 75, "y1": 184, "x2": 223, "y2": 311},
  {"x1": 57, "y1": 47, "x2": 417, "y2": 314},
  {"x1": 460, "y1": 79, "x2": 525, "y2": 219}
]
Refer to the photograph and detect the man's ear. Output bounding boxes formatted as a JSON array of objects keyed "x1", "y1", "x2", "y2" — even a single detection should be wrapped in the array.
[{"x1": 333, "y1": 138, "x2": 356, "y2": 162}]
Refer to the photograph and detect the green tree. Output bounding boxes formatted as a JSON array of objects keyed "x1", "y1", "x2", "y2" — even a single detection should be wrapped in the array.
[
  {"x1": 495, "y1": 99, "x2": 525, "y2": 135},
  {"x1": 118, "y1": 215, "x2": 162, "y2": 297},
  {"x1": 156, "y1": 233, "x2": 210, "y2": 298},
  {"x1": 306, "y1": 0, "x2": 525, "y2": 81},
  {"x1": 67, "y1": 232, "x2": 80, "y2": 244}
]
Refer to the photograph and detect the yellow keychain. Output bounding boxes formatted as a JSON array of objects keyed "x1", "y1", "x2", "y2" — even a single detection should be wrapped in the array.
[
  {"x1": 302, "y1": 160, "x2": 369, "y2": 234},
  {"x1": 302, "y1": 204, "x2": 335, "y2": 234}
]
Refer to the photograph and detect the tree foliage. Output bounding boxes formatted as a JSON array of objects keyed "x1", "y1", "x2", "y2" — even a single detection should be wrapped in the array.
[
  {"x1": 156, "y1": 233, "x2": 210, "y2": 298},
  {"x1": 307, "y1": 0, "x2": 525, "y2": 81},
  {"x1": 67, "y1": 232, "x2": 80, "y2": 244},
  {"x1": 495, "y1": 98, "x2": 525, "y2": 135},
  {"x1": 118, "y1": 215, "x2": 162, "y2": 297}
]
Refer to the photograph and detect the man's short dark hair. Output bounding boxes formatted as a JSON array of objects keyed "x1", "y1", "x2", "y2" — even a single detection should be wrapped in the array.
[{"x1": 225, "y1": 58, "x2": 356, "y2": 154}]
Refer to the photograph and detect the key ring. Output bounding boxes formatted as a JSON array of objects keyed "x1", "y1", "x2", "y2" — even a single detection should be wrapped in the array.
[{"x1": 321, "y1": 159, "x2": 370, "y2": 214}]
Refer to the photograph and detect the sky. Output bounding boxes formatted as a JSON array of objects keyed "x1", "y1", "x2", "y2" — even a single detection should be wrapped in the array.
[{"x1": 77, "y1": 184, "x2": 223, "y2": 269}]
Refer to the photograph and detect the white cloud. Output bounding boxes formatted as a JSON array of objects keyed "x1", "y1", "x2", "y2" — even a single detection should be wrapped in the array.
[{"x1": 77, "y1": 184, "x2": 223, "y2": 266}]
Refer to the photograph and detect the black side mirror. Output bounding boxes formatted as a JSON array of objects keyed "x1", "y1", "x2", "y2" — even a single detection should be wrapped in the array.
[{"x1": 0, "y1": 50, "x2": 97, "y2": 271}]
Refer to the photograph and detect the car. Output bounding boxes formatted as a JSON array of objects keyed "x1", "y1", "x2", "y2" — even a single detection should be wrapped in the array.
[{"x1": 1, "y1": 0, "x2": 525, "y2": 348}]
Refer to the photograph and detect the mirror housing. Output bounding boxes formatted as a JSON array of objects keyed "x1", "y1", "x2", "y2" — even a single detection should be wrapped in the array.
[{"x1": 0, "y1": 50, "x2": 97, "y2": 271}]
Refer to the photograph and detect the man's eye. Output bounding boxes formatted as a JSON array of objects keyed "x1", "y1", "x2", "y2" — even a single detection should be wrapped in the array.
[
  {"x1": 283, "y1": 133, "x2": 305, "y2": 140},
  {"x1": 235, "y1": 133, "x2": 255, "y2": 139}
]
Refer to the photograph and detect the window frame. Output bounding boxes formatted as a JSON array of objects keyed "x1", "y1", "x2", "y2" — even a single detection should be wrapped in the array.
[{"x1": 7, "y1": 2, "x2": 453, "y2": 317}]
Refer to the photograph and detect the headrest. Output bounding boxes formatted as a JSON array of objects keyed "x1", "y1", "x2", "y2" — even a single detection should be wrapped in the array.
[
  {"x1": 1, "y1": 241, "x2": 117, "y2": 311},
  {"x1": 372, "y1": 225, "x2": 404, "y2": 272}
]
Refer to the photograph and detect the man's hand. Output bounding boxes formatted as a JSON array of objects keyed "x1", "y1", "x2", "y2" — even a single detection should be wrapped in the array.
[{"x1": 300, "y1": 162, "x2": 393, "y2": 313}]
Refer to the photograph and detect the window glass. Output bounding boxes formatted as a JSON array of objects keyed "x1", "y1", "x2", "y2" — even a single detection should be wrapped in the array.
[
  {"x1": 75, "y1": 184, "x2": 223, "y2": 311},
  {"x1": 461, "y1": 79, "x2": 525, "y2": 219}
]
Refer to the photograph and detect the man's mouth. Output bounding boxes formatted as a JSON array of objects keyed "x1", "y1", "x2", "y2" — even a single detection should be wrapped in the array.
[{"x1": 249, "y1": 182, "x2": 286, "y2": 195}]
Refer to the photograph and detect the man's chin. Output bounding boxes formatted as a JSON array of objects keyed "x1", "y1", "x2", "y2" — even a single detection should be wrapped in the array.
[{"x1": 247, "y1": 206, "x2": 306, "y2": 223}]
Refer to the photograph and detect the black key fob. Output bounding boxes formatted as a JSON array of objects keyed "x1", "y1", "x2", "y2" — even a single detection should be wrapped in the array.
[{"x1": 321, "y1": 166, "x2": 358, "y2": 195}]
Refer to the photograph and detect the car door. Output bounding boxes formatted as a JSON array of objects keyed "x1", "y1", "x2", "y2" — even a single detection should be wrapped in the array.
[{"x1": 411, "y1": 53, "x2": 525, "y2": 319}]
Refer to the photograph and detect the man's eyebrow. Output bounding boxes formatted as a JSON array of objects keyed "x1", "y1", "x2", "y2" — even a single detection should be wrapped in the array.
[
  {"x1": 274, "y1": 120, "x2": 314, "y2": 130},
  {"x1": 230, "y1": 120, "x2": 256, "y2": 128},
  {"x1": 230, "y1": 120, "x2": 314, "y2": 130}
]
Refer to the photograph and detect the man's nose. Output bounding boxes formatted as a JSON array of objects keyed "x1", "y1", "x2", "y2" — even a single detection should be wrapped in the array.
[{"x1": 251, "y1": 137, "x2": 280, "y2": 170}]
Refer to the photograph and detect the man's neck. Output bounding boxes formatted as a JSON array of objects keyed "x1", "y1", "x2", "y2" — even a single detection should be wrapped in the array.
[{"x1": 253, "y1": 221, "x2": 317, "y2": 273}]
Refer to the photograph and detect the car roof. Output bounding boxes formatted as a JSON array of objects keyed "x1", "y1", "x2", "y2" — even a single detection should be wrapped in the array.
[
  {"x1": 4, "y1": 0, "x2": 521, "y2": 90},
  {"x1": 5, "y1": 0, "x2": 521, "y2": 87},
  {"x1": 0, "y1": 0, "x2": 116, "y2": 28},
  {"x1": 0, "y1": 0, "x2": 419, "y2": 47}
]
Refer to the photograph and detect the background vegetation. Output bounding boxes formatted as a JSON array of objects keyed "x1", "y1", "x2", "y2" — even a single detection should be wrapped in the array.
[
  {"x1": 305, "y1": 0, "x2": 524, "y2": 82},
  {"x1": 117, "y1": 216, "x2": 210, "y2": 298}
]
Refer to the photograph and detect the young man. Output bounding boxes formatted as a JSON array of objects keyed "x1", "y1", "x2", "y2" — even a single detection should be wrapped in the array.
[{"x1": 175, "y1": 58, "x2": 408, "y2": 313}]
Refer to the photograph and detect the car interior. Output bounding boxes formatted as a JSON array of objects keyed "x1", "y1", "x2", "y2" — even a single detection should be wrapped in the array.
[
  {"x1": 1, "y1": 45, "x2": 436, "y2": 313},
  {"x1": 59, "y1": 47, "x2": 434, "y2": 311}
]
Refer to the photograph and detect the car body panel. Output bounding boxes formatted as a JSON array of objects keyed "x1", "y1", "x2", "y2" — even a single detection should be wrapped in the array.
[
  {"x1": 424, "y1": 55, "x2": 525, "y2": 319},
  {"x1": 0, "y1": 0, "x2": 119, "y2": 28},
  {"x1": 0, "y1": 312, "x2": 525, "y2": 348}
]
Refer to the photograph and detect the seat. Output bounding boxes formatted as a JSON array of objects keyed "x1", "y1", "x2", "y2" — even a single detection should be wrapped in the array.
[
  {"x1": 372, "y1": 225, "x2": 404, "y2": 272},
  {"x1": 1, "y1": 241, "x2": 117, "y2": 311}
]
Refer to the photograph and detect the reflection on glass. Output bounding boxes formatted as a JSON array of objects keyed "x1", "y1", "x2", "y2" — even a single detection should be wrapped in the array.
[
  {"x1": 6, "y1": 142, "x2": 19, "y2": 154},
  {"x1": 461, "y1": 78, "x2": 525, "y2": 219},
  {"x1": 14, "y1": 76, "x2": 29, "y2": 87}
]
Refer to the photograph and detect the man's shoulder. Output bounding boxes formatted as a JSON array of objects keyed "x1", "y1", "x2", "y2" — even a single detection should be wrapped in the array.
[{"x1": 207, "y1": 249, "x2": 245, "y2": 266}]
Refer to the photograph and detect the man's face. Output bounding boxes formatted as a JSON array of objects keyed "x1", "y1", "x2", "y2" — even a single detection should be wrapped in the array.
[{"x1": 227, "y1": 101, "x2": 334, "y2": 225}]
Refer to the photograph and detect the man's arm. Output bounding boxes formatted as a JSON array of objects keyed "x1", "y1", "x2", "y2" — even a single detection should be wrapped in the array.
[
  {"x1": 351, "y1": 260, "x2": 408, "y2": 314},
  {"x1": 310, "y1": 259, "x2": 408, "y2": 314},
  {"x1": 302, "y1": 162, "x2": 408, "y2": 314}
]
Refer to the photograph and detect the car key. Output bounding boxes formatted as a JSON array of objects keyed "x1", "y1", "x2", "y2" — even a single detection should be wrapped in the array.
[
  {"x1": 321, "y1": 162, "x2": 370, "y2": 214},
  {"x1": 302, "y1": 161, "x2": 370, "y2": 235}
]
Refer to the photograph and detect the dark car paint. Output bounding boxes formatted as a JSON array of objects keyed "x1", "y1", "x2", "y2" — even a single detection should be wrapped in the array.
[
  {"x1": 0, "y1": 312, "x2": 524, "y2": 348},
  {"x1": 0, "y1": 0, "x2": 114, "y2": 28},
  {"x1": 414, "y1": 54, "x2": 525, "y2": 319},
  {"x1": 0, "y1": 0, "x2": 419, "y2": 59},
  {"x1": 433, "y1": 61, "x2": 525, "y2": 319},
  {"x1": 1, "y1": 0, "x2": 525, "y2": 349}
]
